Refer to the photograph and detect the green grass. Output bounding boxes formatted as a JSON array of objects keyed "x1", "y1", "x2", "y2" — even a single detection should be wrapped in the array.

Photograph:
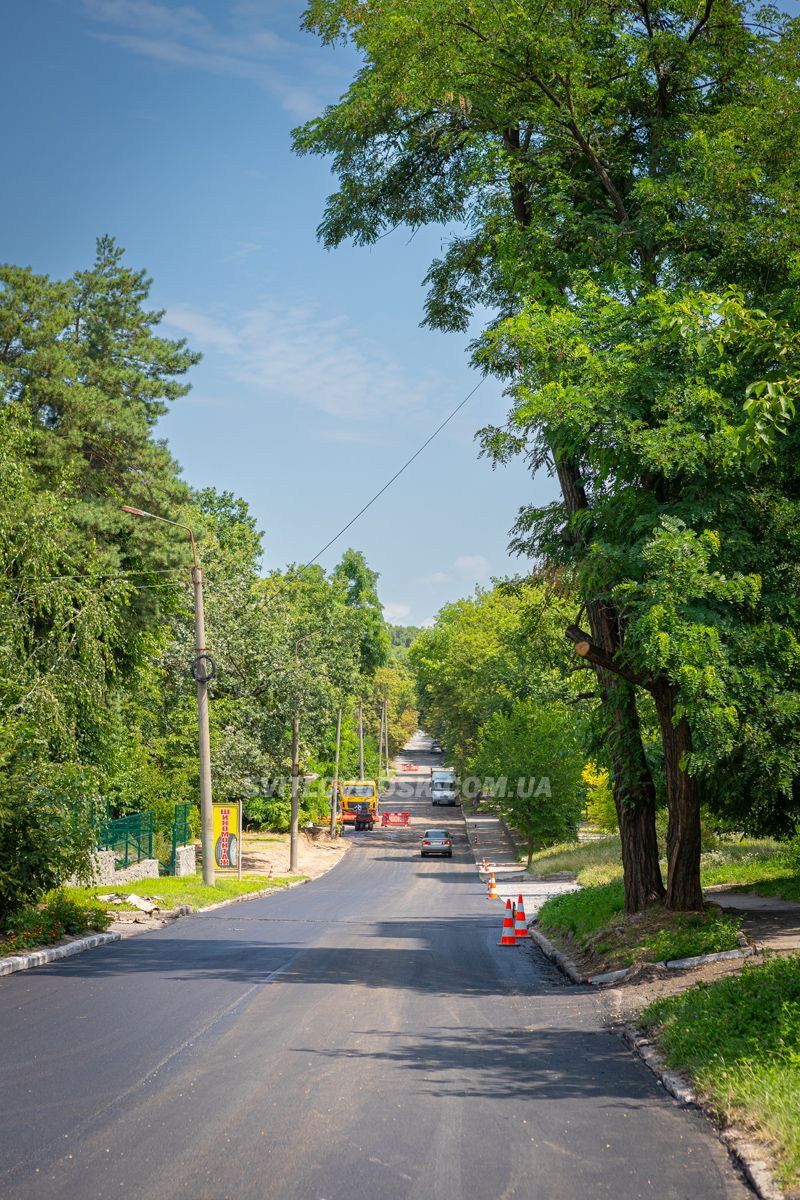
[
  {"x1": 62, "y1": 872, "x2": 297, "y2": 912},
  {"x1": 528, "y1": 836, "x2": 626, "y2": 886},
  {"x1": 538, "y1": 881, "x2": 741, "y2": 969},
  {"x1": 644, "y1": 913, "x2": 742, "y2": 963},
  {"x1": 639, "y1": 956, "x2": 800, "y2": 1187},
  {"x1": 527, "y1": 835, "x2": 800, "y2": 900},
  {"x1": 538, "y1": 879, "x2": 626, "y2": 938}
]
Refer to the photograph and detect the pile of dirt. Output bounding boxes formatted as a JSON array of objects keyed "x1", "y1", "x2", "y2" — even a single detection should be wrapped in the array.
[{"x1": 242, "y1": 829, "x2": 349, "y2": 879}]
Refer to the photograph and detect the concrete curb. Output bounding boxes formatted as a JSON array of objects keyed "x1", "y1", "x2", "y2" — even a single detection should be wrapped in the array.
[
  {"x1": 0, "y1": 932, "x2": 121, "y2": 978},
  {"x1": 528, "y1": 926, "x2": 588, "y2": 985},
  {"x1": 528, "y1": 925, "x2": 755, "y2": 986},
  {"x1": 621, "y1": 1025, "x2": 784, "y2": 1200}
]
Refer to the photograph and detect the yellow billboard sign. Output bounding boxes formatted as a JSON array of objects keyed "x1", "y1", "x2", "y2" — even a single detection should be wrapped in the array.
[{"x1": 212, "y1": 802, "x2": 241, "y2": 875}]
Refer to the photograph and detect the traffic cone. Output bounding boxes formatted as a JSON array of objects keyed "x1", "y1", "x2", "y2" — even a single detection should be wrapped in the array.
[
  {"x1": 268, "y1": 864, "x2": 274, "y2": 881},
  {"x1": 498, "y1": 898, "x2": 517, "y2": 946},
  {"x1": 514, "y1": 894, "x2": 529, "y2": 939},
  {"x1": 487, "y1": 871, "x2": 497, "y2": 899}
]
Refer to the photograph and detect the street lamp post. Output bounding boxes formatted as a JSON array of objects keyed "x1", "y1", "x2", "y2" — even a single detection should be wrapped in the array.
[{"x1": 121, "y1": 505, "x2": 215, "y2": 885}]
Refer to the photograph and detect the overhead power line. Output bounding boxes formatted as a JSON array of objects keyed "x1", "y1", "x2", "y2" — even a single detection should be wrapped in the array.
[{"x1": 303, "y1": 377, "x2": 486, "y2": 568}]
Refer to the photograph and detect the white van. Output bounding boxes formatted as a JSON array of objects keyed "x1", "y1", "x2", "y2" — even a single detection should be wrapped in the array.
[{"x1": 431, "y1": 769, "x2": 458, "y2": 806}]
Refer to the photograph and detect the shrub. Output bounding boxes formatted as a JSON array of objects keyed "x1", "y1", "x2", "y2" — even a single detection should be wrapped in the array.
[
  {"x1": 0, "y1": 779, "x2": 96, "y2": 923},
  {"x1": 3, "y1": 892, "x2": 111, "y2": 955}
]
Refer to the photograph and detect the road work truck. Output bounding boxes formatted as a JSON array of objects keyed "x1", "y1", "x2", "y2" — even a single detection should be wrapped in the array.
[{"x1": 339, "y1": 780, "x2": 379, "y2": 831}]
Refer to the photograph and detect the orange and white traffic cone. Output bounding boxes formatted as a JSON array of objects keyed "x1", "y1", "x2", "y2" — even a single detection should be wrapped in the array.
[
  {"x1": 487, "y1": 871, "x2": 497, "y2": 900},
  {"x1": 498, "y1": 898, "x2": 517, "y2": 946},
  {"x1": 514, "y1": 894, "x2": 529, "y2": 939},
  {"x1": 268, "y1": 864, "x2": 274, "y2": 881}
]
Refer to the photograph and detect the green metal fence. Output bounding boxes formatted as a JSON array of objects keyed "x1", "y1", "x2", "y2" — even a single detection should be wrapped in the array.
[
  {"x1": 169, "y1": 802, "x2": 193, "y2": 874},
  {"x1": 98, "y1": 811, "x2": 154, "y2": 869}
]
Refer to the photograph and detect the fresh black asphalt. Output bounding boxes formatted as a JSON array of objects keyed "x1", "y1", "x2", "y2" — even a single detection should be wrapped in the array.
[{"x1": 0, "y1": 745, "x2": 752, "y2": 1199}]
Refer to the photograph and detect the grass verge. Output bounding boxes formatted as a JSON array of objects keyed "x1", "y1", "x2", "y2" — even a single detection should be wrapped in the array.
[
  {"x1": 528, "y1": 836, "x2": 799, "y2": 901},
  {"x1": 62, "y1": 873, "x2": 297, "y2": 912},
  {"x1": 538, "y1": 882, "x2": 742, "y2": 971},
  {"x1": 528, "y1": 837, "x2": 626, "y2": 886},
  {"x1": 639, "y1": 956, "x2": 800, "y2": 1188}
]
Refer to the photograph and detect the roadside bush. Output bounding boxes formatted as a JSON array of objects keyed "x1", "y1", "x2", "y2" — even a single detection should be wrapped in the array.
[
  {"x1": 3, "y1": 892, "x2": 111, "y2": 955},
  {"x1": 780, "y1": 827, "x2": 800, "y2": 874},
  {"x1": 0, "y1": 771, "x2": 96, "y2": 923},
  {"x1": 244, "y1": 796, "x2": 290, "y2": 831},
  {"x1": 582, "y1": 763, "x2": 618, "y2": 833}
]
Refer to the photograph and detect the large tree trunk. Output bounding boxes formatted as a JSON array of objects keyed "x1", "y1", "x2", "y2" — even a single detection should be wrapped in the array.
[
  {"x1": 654, "y1": 684, "x2": 703, "y2": 911},
  {"x1": 555, "y1": 456, "x2": 663, "y2": 913},
  {"x1": 607, "y1": 681, "x2": 664, "y2": 912}
]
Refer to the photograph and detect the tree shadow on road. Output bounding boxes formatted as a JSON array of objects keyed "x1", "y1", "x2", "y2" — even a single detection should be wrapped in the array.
[
  {"x1": 27, "y1": 915, "x2": 575, "y2": 997},
  {"x1": 292, "y1": 1024, "x2": 660, "y2": 1104}
]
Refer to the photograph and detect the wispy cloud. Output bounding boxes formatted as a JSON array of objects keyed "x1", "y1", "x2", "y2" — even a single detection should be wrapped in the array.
[
  {"x1": 163, "y1": 300, "x2": 440, "y2": 427},
  {"x1": 421, "y1": 571, "x2": 453, "y2": 586},
  {"x1": 454, "y1": 554, "x2": 490, "y2": 579},
  {"x1": 82, "y1": 0, "x2": 346, "y2": 118},
  {"x1": 383, "y1": 602, "x2": 411, "y2": 622}
]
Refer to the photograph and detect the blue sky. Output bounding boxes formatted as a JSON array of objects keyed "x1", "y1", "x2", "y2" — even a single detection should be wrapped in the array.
[
  {"x1": 5, "y1": 2, "x2": 796, "y2": 625},
  {"x1": 2, "y1": 0, "x2": 548, "y2": 626}
]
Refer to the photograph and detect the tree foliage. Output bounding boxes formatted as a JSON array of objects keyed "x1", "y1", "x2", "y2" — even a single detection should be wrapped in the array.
[{"x1": 297, "y1": 0, "x2": 800, "y2": 909}]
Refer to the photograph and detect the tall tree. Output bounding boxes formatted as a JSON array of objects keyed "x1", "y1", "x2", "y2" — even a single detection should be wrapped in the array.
[
  {"x1": 296, "y1": 0, "x2": 800, "y2": 909},
  {"x1": 333, "y1": 547, "x2": 391, "y2": 675}
]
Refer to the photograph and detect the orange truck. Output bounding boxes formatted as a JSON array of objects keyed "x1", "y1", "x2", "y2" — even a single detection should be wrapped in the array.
[{"x1": 339, "y1": 780, "x2": 379, "y2": 831}]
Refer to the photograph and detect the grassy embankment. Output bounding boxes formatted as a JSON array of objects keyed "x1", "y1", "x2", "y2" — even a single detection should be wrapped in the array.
[
  {"x1": 531, "y1": 836, "x2": 797, "y2": 970},
  {"x1": 63, "y1": 873, "x2": 296, "y2": 912},
  {"x1": 639, "y1": 957, "x2": 800, "y2": 1189},
  {"x1": 529, "y1": 835, "x2": 799, "y2": 897}
]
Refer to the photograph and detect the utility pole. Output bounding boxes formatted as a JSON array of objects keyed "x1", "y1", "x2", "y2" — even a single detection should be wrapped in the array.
[
  {"x1": 290, "y1": 714, "x2": 300, "y2": 872},
  {"x1": 384, "y1": 698, "x2": 391, "y2": 780},
  {"x1": 122, "y1": 505, "x2": 215, "y2": 885},
  {"x1": 192, "y1": 562, "x2": 215, "y2": 885},
  {"x1": 329, "y1": 706, "x2": 342, "y2": 837},
  {"x1": 287, "y1": 631, "x2": 318, "y2": 873},
  {"x1": 358, "y1": 701, "x2": 365, "y2": 779}
]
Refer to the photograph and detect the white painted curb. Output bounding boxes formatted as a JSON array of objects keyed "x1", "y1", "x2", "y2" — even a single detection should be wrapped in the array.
[{"x1": 0, "y1": 932, "x2": 121, "y2": 977}]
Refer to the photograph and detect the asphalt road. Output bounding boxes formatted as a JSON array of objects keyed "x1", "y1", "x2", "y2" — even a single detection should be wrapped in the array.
[{"x1": 0, "y1": 736, "x2": 752, "y2": 1200}]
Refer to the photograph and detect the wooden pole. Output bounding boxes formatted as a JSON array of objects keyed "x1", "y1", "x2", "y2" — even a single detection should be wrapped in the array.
[
  {"x1": 358, "y1": 701, "x2": 364, "y2": 779},
  {"x1": 330, "y1": 707, "x2": 342, "y2": 837},
  {"x1": 290, "y1": 714, "x2": 300, "y2": 872}
]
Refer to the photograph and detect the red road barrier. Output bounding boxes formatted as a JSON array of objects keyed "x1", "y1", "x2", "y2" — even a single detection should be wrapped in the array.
[{"x1": 381, "y1": 812, "x2": 410, "y2": 827}]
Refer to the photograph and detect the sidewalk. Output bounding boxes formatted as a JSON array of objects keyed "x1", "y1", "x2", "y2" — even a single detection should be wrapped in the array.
[
  {"x1": 706, "y1": 888, "x2": 800, "y2": 955},
  {"x1": 463, "y1": 808, "x2": 580, "y2": 911},
  {"x1": 463, "y1": 809, "x2": 522, "y2": 873}
]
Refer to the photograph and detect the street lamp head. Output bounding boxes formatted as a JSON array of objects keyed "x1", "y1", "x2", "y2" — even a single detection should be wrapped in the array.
[{"x1": 120, "y1": 503, "x2": 198, "y2": 567}]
